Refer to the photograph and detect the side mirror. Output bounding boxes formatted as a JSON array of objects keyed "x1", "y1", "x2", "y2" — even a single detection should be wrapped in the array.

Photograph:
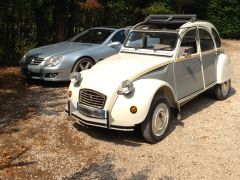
[
  {"x1": 108, "y1": 41, "x2": 121, "y2": 48},
  {"x1": 182, "y1": 47, "x2": 193, "y2": 57}
]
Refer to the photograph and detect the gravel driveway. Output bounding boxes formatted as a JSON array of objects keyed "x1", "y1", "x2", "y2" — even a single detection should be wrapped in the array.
[{"x1": 0, "y1": 40, "x2": 240, "y2": 179}]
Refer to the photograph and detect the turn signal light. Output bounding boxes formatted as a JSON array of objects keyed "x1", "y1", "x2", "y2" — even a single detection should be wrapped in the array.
[
  {"x1": 67, "y1": 91, "x2": 72, "y2": 97},
  {"x1": 130, "y1": 106, "x2": 137, "y2": 114}
]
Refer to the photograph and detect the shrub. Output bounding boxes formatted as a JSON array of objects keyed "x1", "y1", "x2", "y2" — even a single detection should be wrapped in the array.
[
  {"x1": 143, "y1": 1, "x2": 173, "y2": 16},
  {"x1": 208, "y1": 0, "x2": 240, "y2": 39}
]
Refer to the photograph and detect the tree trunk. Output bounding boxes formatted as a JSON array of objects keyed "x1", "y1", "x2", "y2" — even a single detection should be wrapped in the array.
[
  {"x1": 67, "y1": 0, "x2": 76, "y2": 38},
  {"x1": 53, "y1": 0, "x2": 67, "y2": 42}
]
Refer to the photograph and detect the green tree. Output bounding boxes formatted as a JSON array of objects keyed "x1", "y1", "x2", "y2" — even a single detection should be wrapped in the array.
[
  {"x1": 208, "y1": 0, "x2": 240, "y2": 38},
  {"x1": 143, "y1": 1, "x2": 173, "y2": 15}
]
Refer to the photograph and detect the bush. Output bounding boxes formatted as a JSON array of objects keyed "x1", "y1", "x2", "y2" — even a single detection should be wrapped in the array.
[
  {"x1": 208, "y1": 0, "x2": 240, "y2": 39},
  {"x1": 143, "y1": 1, "x2": 173, "y2": 16}
]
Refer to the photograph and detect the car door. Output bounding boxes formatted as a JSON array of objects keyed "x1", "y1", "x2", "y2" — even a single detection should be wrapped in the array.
[
  {"x1": 174, "y1": 28, "x2": 204, "y2": 100},
  {"x1": 99, "y1": 30, "x2": 126, "y2": 59},
  {"x1": 199, "y1": 28, "x2": 217, "y2": 86}
]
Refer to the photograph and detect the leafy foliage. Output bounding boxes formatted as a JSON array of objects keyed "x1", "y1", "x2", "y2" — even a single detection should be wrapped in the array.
[
  {"x1": 207, "y1": 0, "x2": 240, "y2": 39},
  {"x1": 0, "y1": 0, "x2": 239, "y2": 66},
  {"x1": 143, "y1": 1, "x2": 173, "y2": 15}
]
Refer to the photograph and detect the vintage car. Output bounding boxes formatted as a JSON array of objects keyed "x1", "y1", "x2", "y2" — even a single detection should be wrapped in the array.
[
  {"x1": 19, "y1": 27, "x2": 127, "y2": 81},
  {"x1": 66, "y1": 15, "x2": 232, "y2": 143}
]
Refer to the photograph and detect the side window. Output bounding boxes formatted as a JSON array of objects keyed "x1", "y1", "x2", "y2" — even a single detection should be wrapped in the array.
[
  {"x1": 110, "y1": 30, "x2": 126, "y2": 44},
  {"x1": 178, "y1": 29, "x2": 197, "y2": 57},
  {"x1": 199, "y1": 29, "x2": 215, "y2": 52},
  {"x1": 211, "y1": 28, "x2": 221, "y2": 48}
]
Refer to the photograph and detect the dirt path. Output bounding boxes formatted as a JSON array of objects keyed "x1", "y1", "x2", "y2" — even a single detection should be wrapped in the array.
[{"x1": 0, "y1": 40, "x2": 240, "y2": 179}]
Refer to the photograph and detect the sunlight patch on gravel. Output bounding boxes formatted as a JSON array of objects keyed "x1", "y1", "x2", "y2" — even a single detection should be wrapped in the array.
[{"x1": 0, "y1": 40, "x2": 240, "y2": 179}]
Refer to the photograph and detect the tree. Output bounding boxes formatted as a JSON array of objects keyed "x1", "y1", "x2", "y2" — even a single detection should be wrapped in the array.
[
  {"x1": 208, "y1": 0, "x2": 240, "y2": 38},
  {"x1": 143, "y1": 1, "x2": 173, "y2": 15},
  {"x1": 53, "y1": 0, "x2": 67, "y2": 42}
]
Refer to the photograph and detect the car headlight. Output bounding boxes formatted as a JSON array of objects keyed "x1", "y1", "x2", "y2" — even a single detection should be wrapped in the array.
[
  {"x1": 70, "y1": 72, "x2": 81, "y2": 84},
  {"x1": 44, "y1": 56, "x2": 63, "y2": 67},
  {"x1": 118, "y1": 80, "x2": 134, "y2": 95},
  {"x1": 19, "y1": 54, "x2": 27, "y2": 64}
]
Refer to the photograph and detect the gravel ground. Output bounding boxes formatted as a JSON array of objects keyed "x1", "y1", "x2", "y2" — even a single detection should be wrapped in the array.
[{"x1": 0, "y1": 40, "x2": 240, "y2": 179}]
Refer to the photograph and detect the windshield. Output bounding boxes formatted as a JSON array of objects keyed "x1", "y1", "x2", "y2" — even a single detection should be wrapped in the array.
[
  {"x1": 70, "y1": 29, "x2": 114, "y2": 44},
  {"x1": 124, "y1": 31, "x2": 178, "y2": 51}
]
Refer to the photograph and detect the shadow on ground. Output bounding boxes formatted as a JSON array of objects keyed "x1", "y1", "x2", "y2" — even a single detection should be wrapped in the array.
[
  {"x1": 0, "y1": 67, "x2": 68, "y2": 132},
  {"x1": 63, "y1": 154, "x2": 152, "y2": 179}
]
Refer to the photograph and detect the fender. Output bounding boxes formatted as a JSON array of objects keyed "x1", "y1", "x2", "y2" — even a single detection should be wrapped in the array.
[
  {"x1": 110, "y1": 79, "x2": 178, "y2": 126},
  {"x1": 216, "y1": 53, "x2": 232, "y2": 84},
  {"x1": 68, "y1": 70, "x2": 89, "y2": 109}
]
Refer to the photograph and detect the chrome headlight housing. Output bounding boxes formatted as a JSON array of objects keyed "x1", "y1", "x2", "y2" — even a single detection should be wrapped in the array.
[
  {"x1": 19, "y1": 53, "x2": 27, "y2": 64},
  {"x1": 44, "y1": 56, "x2": 63, "y2": 67},
  {"x1": 118, "y1": 80, "x2": 134, "y2": 95},
  {"x1": 70, "y1": 72, "x2": 82, "y2": 84}
]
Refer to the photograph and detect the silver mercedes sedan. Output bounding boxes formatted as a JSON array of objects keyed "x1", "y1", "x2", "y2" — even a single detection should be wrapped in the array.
[{"x1": 19, "y1": 27, "x2": 126, "y2": 81}]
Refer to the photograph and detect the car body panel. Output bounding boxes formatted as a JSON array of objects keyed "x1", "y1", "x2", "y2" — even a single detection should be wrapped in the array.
[
  {"x1": 67, "y1": 18, "x2": 232, "y2": 131},
  {"x1": 19, "y1": 28, "x2": 125, "y2": 81},
  {"x1": 111, "y1": 79, "x2": 175, "y2": 126},
  {"x1": 27, "y1": 42, "x2": 97, "y2": 58},
  {"x1": 201, "y1": 50, "x2": 217, "y2": 86},
  {"x1": 138, "y1": 63, "x2": 175, "y2": 89},
  {"x1": 174, "y1": 55, "x2": 204, "y2": 100},
  {"x1": 79, "y1": 53, "x2": 172, "y2": 97},
  {"x1": 216, "y1": 53, "x2": 232, "y2": 83}
]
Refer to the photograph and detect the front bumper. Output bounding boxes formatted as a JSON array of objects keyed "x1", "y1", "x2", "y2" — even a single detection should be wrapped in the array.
[
  {"x1": 65, "y1": 101, "x2": 134, "y2": 131},
  {"x1": 20, "y1": 64, "x2": 70, "y2": 81}
]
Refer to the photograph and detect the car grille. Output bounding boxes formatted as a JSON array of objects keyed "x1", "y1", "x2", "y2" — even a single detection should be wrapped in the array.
[
  {"x1": 79, "y1": 89, "x2": 106, "y2": 109},
  {"x1": 25, "y1": 56, "x2": 44, "y2": 65}
]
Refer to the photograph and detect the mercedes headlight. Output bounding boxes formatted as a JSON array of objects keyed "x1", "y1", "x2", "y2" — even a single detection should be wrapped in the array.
[
  {"x1": 118, "y1": 80, "x2": 134, "y2": 95},
  {"x1": 70, "y1": 72, "x2": 81, "y2": 84},
  {"x1": 45, "y1": 56, "x2": 63, "y2": 67},
  {"x1": 19, "y1": 53, "x2": 27, "y2": 64}
]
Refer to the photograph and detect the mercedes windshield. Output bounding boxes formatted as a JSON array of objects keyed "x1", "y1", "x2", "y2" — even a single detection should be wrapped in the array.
[{"x1": 70, "y1": 29, "x2": 114, "y2": 44}]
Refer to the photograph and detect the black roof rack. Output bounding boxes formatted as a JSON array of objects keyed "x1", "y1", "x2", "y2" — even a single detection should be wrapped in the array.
[
  {"x1": 145, "y1": 14, "x2": 196, "y2": 22},
  {"x1": 132, "y1": 14, "x2": 196, "y2": 31}
]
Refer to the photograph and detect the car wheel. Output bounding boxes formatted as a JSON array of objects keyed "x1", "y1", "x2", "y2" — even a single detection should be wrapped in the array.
[
  {"x1": 141, "y1": 98, "x2": 172, "y2": 144},
  {"x1": 72, "y1": 57, "x2": 95, "y2": 72},
  {"x1": 214, "y1": 80, "x2": 231, "y2": 100}
]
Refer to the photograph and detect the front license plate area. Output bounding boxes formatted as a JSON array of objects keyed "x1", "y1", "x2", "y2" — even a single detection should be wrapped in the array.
[{"x1": 77, "y1": 103, "x2": 107, "y2": 119}]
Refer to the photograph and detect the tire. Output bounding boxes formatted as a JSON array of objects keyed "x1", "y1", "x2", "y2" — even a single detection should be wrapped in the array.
[
  {"x1": 214, "y1": 80, "x2": 231, "y2": 100},
  {"x1": 72, "y1": 57, "x2": 95, "y2": 72},
  {"x1": 141, "y1": 98, "x2": 172, "y2": 144}
]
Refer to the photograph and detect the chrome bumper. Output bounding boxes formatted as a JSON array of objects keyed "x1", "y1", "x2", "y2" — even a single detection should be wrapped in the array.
[
  {"x1": 20, "y1": 64, "x2": 70, "y2": 81},
  {"x1": 65, "y1": 101, "x2": 134, "y2": 131}
]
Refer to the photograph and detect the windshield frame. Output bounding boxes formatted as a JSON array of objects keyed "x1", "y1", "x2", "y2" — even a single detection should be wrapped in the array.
[{"x1": 122, "y1": 30, "x2": 179, "y2": 54}]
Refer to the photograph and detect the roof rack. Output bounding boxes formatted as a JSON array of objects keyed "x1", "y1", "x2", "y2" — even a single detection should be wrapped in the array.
[
  {"x1": 130, "y1": 14, "x2": 196, "y2": 31},
  {"x1": 145, "y1": 14, "x2": 196, "y2": 22}
]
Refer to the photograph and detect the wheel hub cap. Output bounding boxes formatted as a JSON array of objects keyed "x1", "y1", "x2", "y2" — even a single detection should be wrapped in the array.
[
  {"x1": 74, "y1": 59, "x2": 93, "y2": 72},
  {"x1": 152, "y1": 103, "x2": 169, "y2": 136},
  {"x1": 222, "y1": 81, "x2": 230, "y2": 96}
]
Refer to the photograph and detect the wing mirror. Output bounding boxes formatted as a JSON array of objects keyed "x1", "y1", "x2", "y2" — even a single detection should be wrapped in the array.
[
  {"x1": 108, "y1": 41, "x2": 121, "y2": 48},
  {"x1": 182, "y1": 47, "x2": 194, "y2": 57}
]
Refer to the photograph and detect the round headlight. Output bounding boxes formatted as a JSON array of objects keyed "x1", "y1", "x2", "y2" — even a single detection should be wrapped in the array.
[
  {"x1": 118, "y1": 80, "x2": 134, "y2": 95},
  {"x1": 70, "y1": 72, "x2": 81, "y2": 84},
  {"x1": 45, "y1": 56, "x2": 63, "y2": 67}
]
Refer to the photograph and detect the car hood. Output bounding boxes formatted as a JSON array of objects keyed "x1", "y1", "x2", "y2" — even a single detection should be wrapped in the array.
[
  {"x1": 27, "y1": 42, "x2": 98, "y2": 58},
  {"x1": 80, "y1": 53, "x2": 172, "y2": 96}
]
